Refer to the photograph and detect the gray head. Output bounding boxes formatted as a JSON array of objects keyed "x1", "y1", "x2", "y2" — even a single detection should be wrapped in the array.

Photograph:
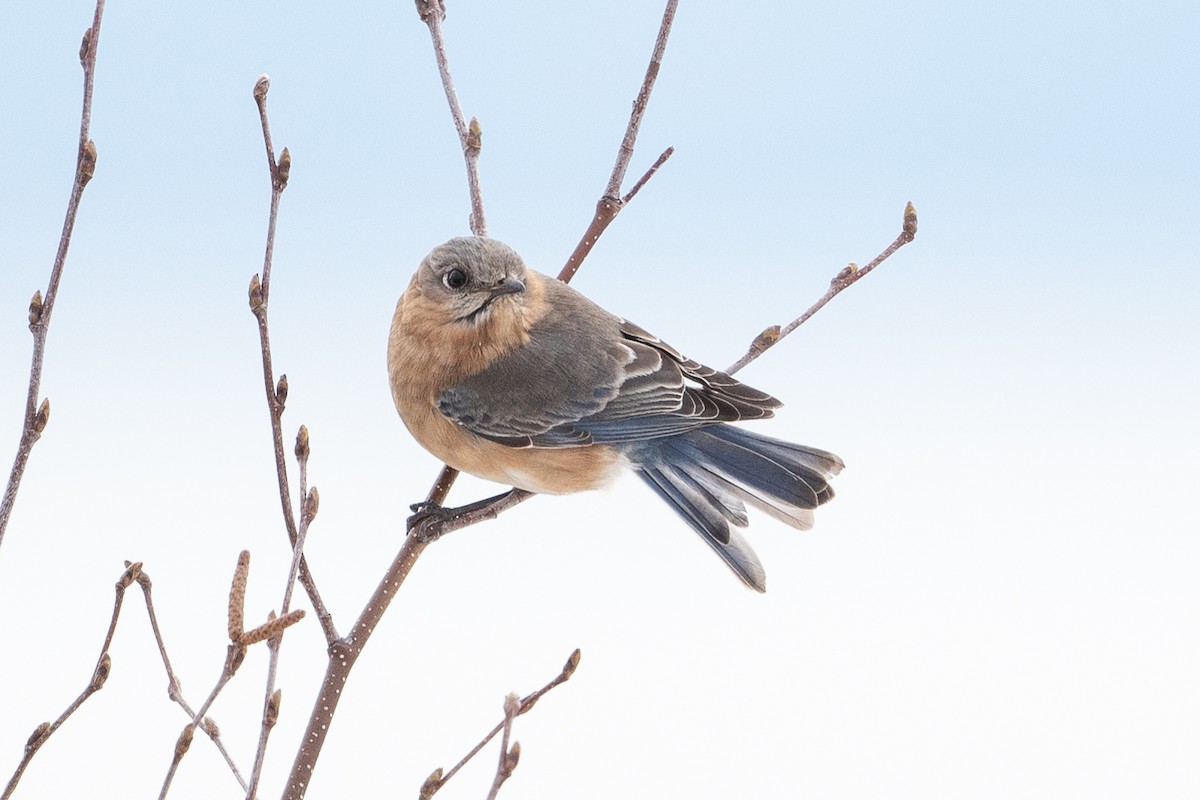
[{"x1": 416, "y1": 237, "x2": 530, "y2": 325}]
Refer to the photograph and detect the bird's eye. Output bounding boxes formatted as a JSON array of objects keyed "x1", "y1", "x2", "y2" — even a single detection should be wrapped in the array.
[{"x1": 443, "y1": 268, "x2": 468, "y2": 290}]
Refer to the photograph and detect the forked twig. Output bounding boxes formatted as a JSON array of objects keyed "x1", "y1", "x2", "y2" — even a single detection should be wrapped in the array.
[
  {"x1": 420, "y1": 650, "x2": 582, "y2": 799},
  {"x1": 558, "y1": 0, "x2": 679, "y2": 284},
  {"x1": 1, "y1": 563, "x2": 249, "y2": 798},
  {"x1": 0, "y1": 0, "x2": 105, "y2": 552}
]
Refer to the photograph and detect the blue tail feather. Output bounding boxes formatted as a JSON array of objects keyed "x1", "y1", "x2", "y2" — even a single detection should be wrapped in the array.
[{"x1": 623, "y1": 424, "x2": 843, "y2": 591}]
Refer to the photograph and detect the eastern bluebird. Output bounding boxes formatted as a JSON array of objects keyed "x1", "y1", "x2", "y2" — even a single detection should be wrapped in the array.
[{"x1": 388, "y1": 237, "x2": 843, "y2": 591}]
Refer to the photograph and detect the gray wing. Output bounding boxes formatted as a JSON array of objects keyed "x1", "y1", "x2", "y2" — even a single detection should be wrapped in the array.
[{"x1": 437, "y1": 275, "x2": 781, "y2": 448}]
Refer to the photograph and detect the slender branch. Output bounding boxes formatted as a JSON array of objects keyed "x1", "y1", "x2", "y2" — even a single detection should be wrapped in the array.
[
  {"x1": 140, "y1": 567, "x2": 247, "y2": 790},
  {"x1": 606, "y1": 0, "x2": 678, "y2": 198},
  {"x1": 0, "y1": 0, "x2": 106, "y2": 552},
  {"x1": 248, "y1": 76, "x2": 337, "y2": 644},
  {"x1": 485, "y1": 695, "x2": 521, "y2": 800},
  {"x1": 283, "y1": 533, "x2": 429, "y2": 800},
  {"x1": 416, "y1": 0, "x2": 487, "y2": 236},
  {"x1": 158, "y1": 645, "x2": 246, "y2": 800},
  {"x1": 558, "y1": 146, "x2": 674, "y2": 284},
  {"x1": 248, "y1": 428, "x2": 318, "y2": 799},
  {"x1": 421, "y1": 650, "x2": 581, "y2": 799},
  {"x1": 725, "y1": 201, "x2": 919, "y2": 376},
  {"x1": 559, "y1": 0, "x2": 677, "y2": 282}
]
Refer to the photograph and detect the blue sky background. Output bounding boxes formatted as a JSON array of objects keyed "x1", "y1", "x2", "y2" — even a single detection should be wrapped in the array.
[{"x1": 1, "y1": 2, "x2": 1197, "y2": 798}]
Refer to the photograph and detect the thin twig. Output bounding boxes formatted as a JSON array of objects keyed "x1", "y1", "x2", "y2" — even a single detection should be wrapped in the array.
[
  {"x1": 416, "y1": 0, "x2": 487, "y2": 236},
  {"x1": 606, "y1": 0, "x2": 678, "y2": 198},
  {"x1": 1, "y1": 561, "x2": 253, "y2": 798},
  {"x1": 158, "y1": 645, "x2": 246, "y2": 800},
  {"x1": 725, "y1": 201, "x2": 918, "y2": 376},
  {"x1": 248, "y1": 75, "x2": 337, "y2": 644},
  {"x1": 485, "y1": 695, "x2": 521, "y2": 800},
  {"x1": 0, "y1": 0, "x2": 106, "y2": 552},
  {"x1": 421, "y1": 649, "x2": 581, "y2": 799},
  {"x1": 138, "y1": 568, "x2": 247, "y2": 789},
  {"x1": 247, "y1": 428, "x2": 317, "y2": 799},
  {"x1": 0, "y1": 561, "x2": 126, "y2": 800},
  {"x1": 558, "y1": 0, "x2": 679, "y2": 283}
]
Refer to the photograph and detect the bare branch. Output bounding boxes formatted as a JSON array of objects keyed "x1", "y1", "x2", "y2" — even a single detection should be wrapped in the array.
[
  {"x1": 422, "y1": 649, "x2": 581, "y2": 798},
  {"x1": 558, "y1": 0, "x2": 679, "y2": 282},
  {"x1": 606, "y1": 0, "x2": 679, "y2": 198},
  {"x1": 2, "y1": 561, "x2": 248, "y2": 797},
  {"x1": 248, "y1": 76, "x2": 337, "y2": 644},
  {"x1": 485, "y1": 695, "x2": 522, "y2": 800},
  {"x1": 248, "y1": 426, "x2": 317, "y2": 799},
  {"x1": 138, "y1": 569, "x2": 247, "y2": 789},
  {"x1": 416, "y1": 0, "x2": 487, "y2": 236},
  {"x1": 0, "y1": 0, "x2": 106, "y2": 552},
  {"x1": 158, "y1": 644, "x2": 246, "y2": 800},
  {"x1": 725, "y1": 201, "x2": 918, "y2": 376}
]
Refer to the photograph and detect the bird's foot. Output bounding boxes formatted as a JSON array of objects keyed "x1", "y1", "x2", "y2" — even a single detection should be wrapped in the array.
[{"x1": 407, "y1": 501, "x2": 454, "y2": 542}]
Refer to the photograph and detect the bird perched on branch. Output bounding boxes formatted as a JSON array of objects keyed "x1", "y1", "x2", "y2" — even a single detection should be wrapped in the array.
[{"x1": 388, "y1": 237, "x2": 843, "y2": 591}]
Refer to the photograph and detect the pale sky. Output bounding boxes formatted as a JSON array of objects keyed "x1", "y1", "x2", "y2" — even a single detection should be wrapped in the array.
[{"x1": 1, "y1": 1, "x2": 1197, "y2": 798}]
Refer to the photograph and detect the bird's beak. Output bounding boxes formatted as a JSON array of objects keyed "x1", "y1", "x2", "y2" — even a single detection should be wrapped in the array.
[{"x1": 490, "y1": 276, "x2": 525, "y2": 297}]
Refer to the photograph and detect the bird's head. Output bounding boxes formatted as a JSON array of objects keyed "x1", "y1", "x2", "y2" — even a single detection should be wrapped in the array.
[{"x1": 414, "y1": 237, "x2": 530, "y2": 327}]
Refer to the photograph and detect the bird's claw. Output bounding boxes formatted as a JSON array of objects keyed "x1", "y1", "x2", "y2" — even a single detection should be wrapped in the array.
[{"x1": 407, "y1": 501, "x2": 453, "y2": 542}]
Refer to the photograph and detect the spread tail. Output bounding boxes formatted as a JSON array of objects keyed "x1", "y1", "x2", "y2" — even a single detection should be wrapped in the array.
[{"x1": 628, "y1": 424, "x2": 844, "y2": 592}]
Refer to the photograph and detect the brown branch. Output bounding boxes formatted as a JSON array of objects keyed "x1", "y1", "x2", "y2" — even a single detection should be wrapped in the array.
[
  {"x1": 421, "y1": 649, "x2": 581, "y2": 799},
  {"x1": 158, "y1": 644, "x2": 246, "y2": 800},
  {"x1": 416, "y1": 0, "x2": 487, "y2": 236},
  {"x1": 485, "y1": 695, "x2": 522, "y2": 800},
  {"x1": 1, "y1": 562, "x2": 248, "y2": 797},
  {"x1": 248, "y1": 428, "x2": 318, "y2": 799},
  {"x1": 725, "y1": 201, "x2": 918, "y2": 376},
  {"x1": 558, "y1": 0, "x2": 679, "y2": 284},
  {"x1": 248, "y1": 75, "x2": 337, "y2": 645},
  {"x1": 0, "y1": 0, "x2": 106, "y2": 552},
  {"x1": 283, "y1": 533, "x2": 429, "y2": 800},
  {"x1": 159, "y1": 549, "x2": 304, "y2": 799},
  {"x1": 139, "y1": 567, "x2": 247, "y2": 790}
]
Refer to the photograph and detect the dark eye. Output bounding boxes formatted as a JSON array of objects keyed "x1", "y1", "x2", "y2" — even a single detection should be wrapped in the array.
[{"x1": 443, "y1": 268, "x2": 468, "y2": 290}]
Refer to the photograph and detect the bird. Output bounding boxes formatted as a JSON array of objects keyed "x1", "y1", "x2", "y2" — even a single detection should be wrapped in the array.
[{"x1": 387, "y1": 236, "x2": 843, "y2": 591}]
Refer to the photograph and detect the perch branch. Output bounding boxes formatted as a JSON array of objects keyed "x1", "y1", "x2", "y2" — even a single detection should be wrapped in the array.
[
  {"x1": 248, "y1": 75, "x2": 337, "y2": 644},
  {"x1": 0, "y1": 0, "x2": 106, "y2": 552}
]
